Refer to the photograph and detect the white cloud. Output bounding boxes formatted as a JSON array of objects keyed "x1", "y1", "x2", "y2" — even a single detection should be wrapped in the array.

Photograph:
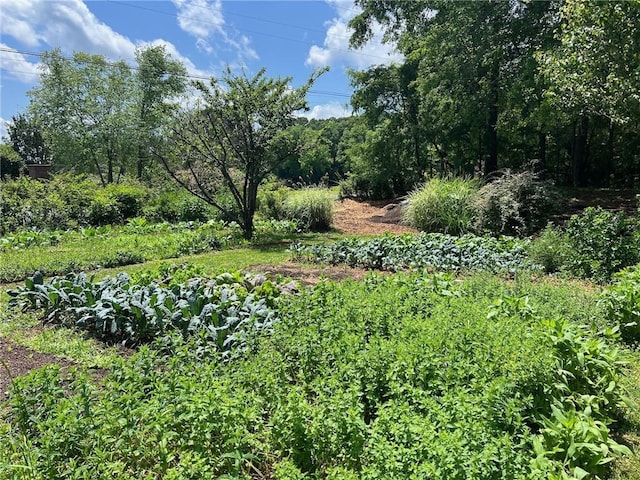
[
  {"x1": 0, "y1": 117, "x2": 8, "y2": 140},
  {"x1": 1, "y1": 0, "x2": 136, "y2": 61},
  {"x1": 0, "y1": 43, "x2": 41, "y2": 83},
  {"x1": 173, "y1": 0, "x2": 225, "y2": 39},
  {"x1": 172, "y1": 0, "x2": 257, "y2": 61},
  {"x1": 0, "y1": 0, "x2": 216, "y2": 81},
  {"x1": 299, "y1": 102, "x2": 352, "y2": 120},
  {"x1": 306, "y1": 0, "x2": 402, "y2": 70}
]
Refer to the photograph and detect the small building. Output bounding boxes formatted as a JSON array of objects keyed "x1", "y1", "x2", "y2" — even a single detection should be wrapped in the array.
[{"x1": 27, "y1": 164, "x2": 51, "y2": 180}]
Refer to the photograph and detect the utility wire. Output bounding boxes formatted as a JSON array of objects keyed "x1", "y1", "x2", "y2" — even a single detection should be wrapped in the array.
[
  {"x1": 0, "y1": 48, "x2": 353, "y2": 99},
  {"x1": 108, "y1": 0, "x2": 394, "y2": 62}
]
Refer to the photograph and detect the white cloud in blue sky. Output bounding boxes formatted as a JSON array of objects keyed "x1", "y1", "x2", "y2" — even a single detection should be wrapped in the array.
[
  {"x1": 0, "y1": 0, "x2": 403, "y2": 125},
  {"x1": 306, "y1": 0, "x2": 402, "y2": 70}
]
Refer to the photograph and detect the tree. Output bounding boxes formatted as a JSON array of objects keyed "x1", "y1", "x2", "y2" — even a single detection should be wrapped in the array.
[
  {"x1": 155, "y1": 67, "x2": 326, "y2": 239},
  {"x1": 349, "y1": 0, "x2": 558, "y2": 177},
  {"x1": 28, "y1": 50, "x2": 137, "y2": 185},
  {"x1": 0, "y1": 144, "x2": 23, "y2": 180},
  {"x1": 539, "y1": 0, "x2": 640, "y2": 186},
  {"x1": 134, "y1": 46, "x2": 187, "y2": 180},
  {"x1": 7, "y1": 113, "x2": 51, "y2": 165}
]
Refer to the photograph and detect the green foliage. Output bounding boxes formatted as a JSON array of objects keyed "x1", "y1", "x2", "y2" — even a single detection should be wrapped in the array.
[
  {"x1": 600, "y1": 266, "x2": 640, "y2": 344},
  {"x1": 1, "y1": 272, "x2": 633, "y2": 478},
  {"x1": 8, "y1": 270, "x2": 294, "y2": 350},
  {"x1": 473, "y1": 170, "x2": 562, "y2": 237},
  {"x1": 257, "y1": 182, "x2": 290, "y2": 220},
  {"x1": 0, "y1": 143, "x2": 24, "y2": 180},
  {"x1": 528, "y1": 225, "x2": 571, "y2": 274},
  {"x1": 0, "y1": 174, "x2": 154, "y2": 233},
  {"x1": 290, "y1": 233, "x2": 538, "y2": 274},
  {"x1": 564, "y1": 207, "x2": 639, "y2": 283},
  {"x1": 143, "y1": 190, "x2": 212, "y2": 223},
  {"x1": 282, "y1": 188, "x2": 335, "y2": 232},
  {"x1": 404, "y1": 177, "x2": 479, "y2": 234}
]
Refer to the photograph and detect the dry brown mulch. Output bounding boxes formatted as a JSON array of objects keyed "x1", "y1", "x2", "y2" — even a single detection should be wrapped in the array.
[
  {"x1": 333, "y1": 198, "x2": 417, "y2": 235},
  {"x1": 0, "y1": 336, "x2": 76, "y2": 402}
]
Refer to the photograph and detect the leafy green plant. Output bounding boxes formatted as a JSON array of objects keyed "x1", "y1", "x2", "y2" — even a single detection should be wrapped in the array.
[
  {"x1": 473, "y1": 170, "x2": 561, "y2": 237},
  {"x1": 8, "y1": 270, "x2": 296, "y2": 351},
  {"x1": 290, "y1": 233, "x2": 538, "y2": 274},
  {"x1": 528, "y1": 225, "x2": 571, "y2": 274},
  {"x1": 564, "y1": 207, "x2": 639, "y2": 283},
  {"x1": 1, "y1": 272, "x2": 634, "y2": 479},
  {"x1": 600, "y1": 266, "x2": 640, "y2": 344},
  {"x1": 403, "y1": 176, "x2": 480, "y2": 234}
]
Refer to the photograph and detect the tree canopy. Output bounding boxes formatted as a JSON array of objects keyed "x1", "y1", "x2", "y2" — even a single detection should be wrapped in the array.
[{"x1": 155, "y1": 67, "x2": 326, "y2": 239}]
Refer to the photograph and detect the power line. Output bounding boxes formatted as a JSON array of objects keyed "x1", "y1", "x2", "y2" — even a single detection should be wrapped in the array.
[
  {"x1": 0, "y1": 48, "x2": 353, "y2": 99},
  {"x1": 108, "y1": 0, "x2": 393, "y2": 62}
]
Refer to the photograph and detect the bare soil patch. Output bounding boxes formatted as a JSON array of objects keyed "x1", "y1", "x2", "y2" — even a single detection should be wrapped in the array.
[
  {"x1": 248, "y1": 263, "x2": 378, "y2": 286},
  {"x1": 0, "y1": 336, "x2": 75, "y2": 402},
  {"x1": 333, "y1": 199, "x2": 417, "y2": 235}
]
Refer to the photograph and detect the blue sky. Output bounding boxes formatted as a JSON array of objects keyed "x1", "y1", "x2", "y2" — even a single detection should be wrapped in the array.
[{"x1": 0, "y1": 0, "x2": 401, "y2": 139}]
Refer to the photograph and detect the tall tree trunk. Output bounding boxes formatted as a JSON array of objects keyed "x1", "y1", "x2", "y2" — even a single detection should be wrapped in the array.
[
  {"x1": 537, "y1": 131, "x2": 547, "y2": 175},
  {"x1": 572, "y1": 115, "x2": 589, "y2": 187},
  {"x1": 605, "y1": 121, "x2": 614, "y2": 187},
  {"x1": 484, "y1": 68, "x2": 499, "y2": 177},
  {"x1": 107, "y1": 156, "x2": 114, "y2": 184},
  {"x1": 137, "y1": 144, "x2": 146, "y2": 180}
]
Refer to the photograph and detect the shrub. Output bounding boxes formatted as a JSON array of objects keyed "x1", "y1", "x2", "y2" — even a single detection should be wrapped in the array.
[
  {"x1": 564, "y1": 207, "x2": 639, "y2": 283},
  {"x1": 527, "y1": 225, "x2": 570, "y2": 274},
  {"x1": 144, "y1": 190, "x2": 211, "y2": 223},
  {"x1": 257, "y1": 183, "x2": 290, "y2": 220},
  {"x1": 282, "y1": 188, "x2": 335, "y2": 231},
  {"x1": 403, "y1": 177, "x2": 479, "y2": 235},
  {"x1": 102, "y1": 182, "x2": 150, "y2": 219},
  {"x1": 600, "y1": 266, "x2": 640, "y2": 344},
  {"x1": 473, "y1": 170, "x2": 561, "y2": 237}
]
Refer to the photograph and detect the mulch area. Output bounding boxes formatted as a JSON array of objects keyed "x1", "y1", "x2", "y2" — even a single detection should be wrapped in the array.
[{"x1": 333, "y1": 198, "x2": 417, "y2": 235}]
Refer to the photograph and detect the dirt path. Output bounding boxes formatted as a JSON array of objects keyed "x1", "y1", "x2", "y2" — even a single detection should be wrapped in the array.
[{"x1": 333, "y1": 198, "x2": 417, "y2": 235}]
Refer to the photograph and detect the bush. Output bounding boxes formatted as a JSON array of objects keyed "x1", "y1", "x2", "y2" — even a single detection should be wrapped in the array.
[
  {"x1": 102, "y1": 182, "x2": 150, "y2": 219},
  {"x1": 403, "y1": 177, "x2": 480, "y2": 234},
  {"x1": 600, "y1": 266, "x2": 640, "y2": 344},
  {"x1": 564, "y1": 207, "x2": 639, "y2": 283},
  {"x1": 144, "y1": 190, "x2": 211, "y2": 223},
  {"x1": 257, "y1": 183, "x2": 290, "y2": 220},
  {"x1": 528, "y1": 225, "x2": 570, "y2": 274},
  {"x1": 282, "y1": 188, "x2": 335, "y2": 231},
  {"x1": 473, "y1": 170, "x2": 561, "y2": 237}
]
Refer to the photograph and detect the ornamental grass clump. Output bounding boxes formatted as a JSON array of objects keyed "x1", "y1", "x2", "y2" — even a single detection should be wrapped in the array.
[
  {"x1": 403, "y1": 177, "x2": 480, "y2": 235},
  {"x1": 282, "y1": 187, "x2": 335, "y2": 231}
]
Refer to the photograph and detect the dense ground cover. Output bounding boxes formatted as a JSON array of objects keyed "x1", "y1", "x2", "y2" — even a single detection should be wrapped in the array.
[
  {"x1": 0, "y1": 219, "x2": 302, "y2": 283},
  {"x1": 1, "y1": 195, "x2": 640, "y2": 479},
  {"x1": 0, "y1": 272, "x2": 636, "y2": 479}
]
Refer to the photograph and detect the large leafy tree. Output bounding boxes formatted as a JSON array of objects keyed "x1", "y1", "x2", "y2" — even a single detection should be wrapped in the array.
[
  {"x1": 134, "y1": 45, "x2": 187, "y2": 180},
  {"x1": 349, "y1": 0, "x2": 558, "y2": 177},
  {"x1": 28, "y1": 50, "x2": 137, "y2": 185},
  {"x1": 540, "y1": 0, "x2": 640, "y2": 186},
  {"x1": 155, "y1": 67, "x2": 326, "y2": 239}
]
